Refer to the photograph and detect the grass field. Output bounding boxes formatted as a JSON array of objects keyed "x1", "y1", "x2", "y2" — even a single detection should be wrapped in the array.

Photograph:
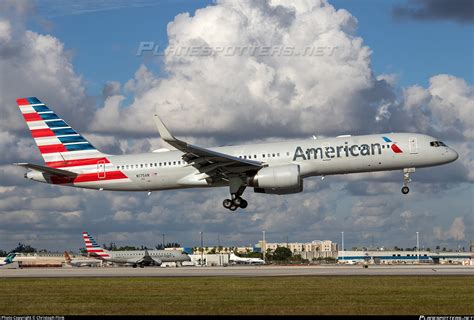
[{"x1": 0, "y1": 276, "x2": 472, "y2": 315}]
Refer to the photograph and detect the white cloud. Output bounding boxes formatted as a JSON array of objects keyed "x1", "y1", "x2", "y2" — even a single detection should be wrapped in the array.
[
  {"x1": 434, "y1": 216, "x2": 466, "y2": 241},
  {"x1": 399, "y1": 74, "x2": 473, "y2": 140},
  {"x1": 90, "y1": 0, "x2": 389, "y2": 139},
  {"x1": 0, "y1": 19, "x2": 12, "y2": 43}
]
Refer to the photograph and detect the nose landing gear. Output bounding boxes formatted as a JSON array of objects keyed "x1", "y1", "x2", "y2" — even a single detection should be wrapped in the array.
[{"x1": 401, "y1": 168, "x2": 415, "y2": 194}]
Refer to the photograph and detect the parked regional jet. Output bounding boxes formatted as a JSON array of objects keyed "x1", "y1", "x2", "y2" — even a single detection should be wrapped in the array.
[
  {"x1": 229, "y1": 252, "x2": 265, "y2": 265},
  {"x1": 82, "y1": 232, "x2": 190, "y2": 268},
  {"x1": 64, "y1": 251, "x2": 101, "y2": 267},
  {"x1": 16, "y1": 97, "x2": 458, "y2": 211}
]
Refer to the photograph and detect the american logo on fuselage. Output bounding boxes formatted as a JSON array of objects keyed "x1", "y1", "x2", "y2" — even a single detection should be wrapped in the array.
[{"x1": 293, "y1": 137, "x2": 402, "y2": 161}]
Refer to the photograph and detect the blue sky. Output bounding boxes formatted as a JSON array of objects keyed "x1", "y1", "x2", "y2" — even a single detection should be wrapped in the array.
[{"x1": 32, "y1": 0, "x2": 473, "y2": 96}]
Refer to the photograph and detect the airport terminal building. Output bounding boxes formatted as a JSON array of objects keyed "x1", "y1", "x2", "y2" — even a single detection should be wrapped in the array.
[{"x1": 338, "y1": 250, "x2": 472, "y2": 265}]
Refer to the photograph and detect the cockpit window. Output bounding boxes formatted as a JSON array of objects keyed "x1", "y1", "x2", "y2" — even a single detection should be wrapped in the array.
[{"x1": 430, "y1": 141, "x2": 447, "y2": 147}]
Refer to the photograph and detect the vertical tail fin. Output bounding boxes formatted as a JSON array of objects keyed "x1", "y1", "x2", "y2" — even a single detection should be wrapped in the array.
[
  {"x1": 3, "y1": 253, "x2": 16, "y2": 264},
  {"x1": 64, "y1": 251, "x2": 72, "y2": 263},
  {"x1": 82, "y1": 232, "x2": 110, "y2": 259},
  {"x1": 16, "y1": 97, "x2": 106, "y2": 167}
]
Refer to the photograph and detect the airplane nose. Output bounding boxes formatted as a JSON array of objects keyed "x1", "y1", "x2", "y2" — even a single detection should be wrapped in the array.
[{"x1": 447, "y1": 148, "x2": 459, "y2": 162}]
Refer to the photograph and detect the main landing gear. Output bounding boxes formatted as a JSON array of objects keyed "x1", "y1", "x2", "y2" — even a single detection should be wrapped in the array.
[
  {"x1": 223, "y1": 196, "x2": 248, "y2": 211},
  {"x1": 223, "y1": 177, "x2": 248, "y2": 211},
  {"x1": 401, "y1": 168, "x2": 415, "y2": 194}
]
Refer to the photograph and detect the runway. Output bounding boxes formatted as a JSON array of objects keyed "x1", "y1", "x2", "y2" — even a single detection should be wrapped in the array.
[{"x1": 1, "y1": 265, "x2": 473, "y2": 278}]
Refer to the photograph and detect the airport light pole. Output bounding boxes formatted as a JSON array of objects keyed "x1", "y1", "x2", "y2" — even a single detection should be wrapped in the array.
[
  {"x1": 416, "y1": 231, "x2": 419, "y2": 263},
  {"x1": 262, "y1": 230, "x2": 266, "y2": 263},
  {"x1": 200, "y1": 231, "x2": 204, "y2": 267},
  {"x1": 341, "y1": 231, "x2": 344, "y2": 263}
]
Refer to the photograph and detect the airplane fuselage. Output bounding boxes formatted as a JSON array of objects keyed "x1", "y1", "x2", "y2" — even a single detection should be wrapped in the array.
[
  {"x1": 101, "y1": 250, "x2": 190, "y2": 265},
  {"x1": 27, "y1": 133, "x2": 458, "y2": 192}
]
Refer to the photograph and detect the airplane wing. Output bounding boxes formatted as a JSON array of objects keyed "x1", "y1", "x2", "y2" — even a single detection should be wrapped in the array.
[
  {"x1": 154, "y1": 115, "x2": 263, "y2": 182},
  {"x1": 136, "y1": 250, "x2": 162, "y2": 266},
  {"x1": 15, "y1": 163, "x2": 77, "y2": 177}
]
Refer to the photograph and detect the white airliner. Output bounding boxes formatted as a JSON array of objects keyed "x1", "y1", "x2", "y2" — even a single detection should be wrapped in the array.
[
  {"x1": 63, "y1": 251, "x2": 101, "y2": 267},
  {"x1": 82, "y1": 232, "x2": 191, "y2": 268},
  {"x1": 229, "y1": 252, "x2": 265, "y2": 265},
  {"x1": 16, "y1": 97, "x2": 458, "y2": 210}
]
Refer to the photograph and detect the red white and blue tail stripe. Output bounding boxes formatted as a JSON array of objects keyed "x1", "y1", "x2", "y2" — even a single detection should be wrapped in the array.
[
  {"x1": 16, "y1": 97, "x2": 105, "y2": 166},
  {"x1": 17, "y1": 97, "x2": 130, "y2": 186},
  {"x1": 83, "y1": 232, "x2": 110, "y2": 259}
]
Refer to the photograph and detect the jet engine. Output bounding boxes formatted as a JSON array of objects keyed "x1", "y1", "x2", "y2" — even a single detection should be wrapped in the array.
[{"x1": 248, "y1": 164, "x2": 303, "y2": 194}]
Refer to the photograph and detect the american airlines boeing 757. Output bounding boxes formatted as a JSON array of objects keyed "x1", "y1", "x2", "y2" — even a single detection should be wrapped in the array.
[{"x1": 16, "y1": 97, "x2": 458, "y2": 211}]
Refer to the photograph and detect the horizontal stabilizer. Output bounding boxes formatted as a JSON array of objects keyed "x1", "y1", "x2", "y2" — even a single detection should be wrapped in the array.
[{"x1": 15, "y1": 163, "x2": 77, "y2": 177}]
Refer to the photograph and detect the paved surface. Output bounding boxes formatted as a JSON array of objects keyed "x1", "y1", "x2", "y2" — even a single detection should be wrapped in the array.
[{"x1": 1, "y1": 265, "x2": 473, "y2": 278}]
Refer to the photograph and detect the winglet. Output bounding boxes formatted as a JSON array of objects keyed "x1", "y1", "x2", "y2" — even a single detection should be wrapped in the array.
[{"x1": 154, "y1": 114, "x2": 176, "y2": 142}]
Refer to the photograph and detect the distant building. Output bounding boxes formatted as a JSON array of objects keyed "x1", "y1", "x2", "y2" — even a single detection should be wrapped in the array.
[
  {"x1": 256, "y1": 240, "x2": 338, "y2": 260},
  {"x1": 338, "y1": 250, "x2": 472, "y2": 264}
]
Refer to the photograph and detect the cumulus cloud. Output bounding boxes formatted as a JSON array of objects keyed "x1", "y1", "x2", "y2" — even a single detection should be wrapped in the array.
[
  {"x1": 90, "y1": 0, "x2": 393, "y2": 139},
  {"x1": 434, "y1": 216, "x2": 466, "y2": 241},
  {"x1": 0, "y1": 1, "x2": 93, "y2": 151},
  {"x1": 398, "y1": 75, "x2": 474, "y2": 141}
]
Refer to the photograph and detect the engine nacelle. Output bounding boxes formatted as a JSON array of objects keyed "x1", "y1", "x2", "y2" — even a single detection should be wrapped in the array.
[{"x1": 248, "y1": 164, "x2": 303, "y2": 195}]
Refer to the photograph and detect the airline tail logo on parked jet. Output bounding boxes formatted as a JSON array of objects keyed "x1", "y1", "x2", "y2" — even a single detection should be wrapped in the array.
[{"x1": 82, "y1": 232, "x2": 110, "y2": 258}]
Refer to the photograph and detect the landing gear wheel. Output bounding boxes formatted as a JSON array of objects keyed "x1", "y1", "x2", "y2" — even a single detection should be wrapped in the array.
[
  {"x1": 229, "y1": 205, "x2": 238, "y2": 211},
  {"x1": 239, "y1": 199, "x2": 248, "y2": 209},
  {"x1": 401, "y1": 186, "x2": 409, "y2": 194},
  {"x1": 223, "y1": 199, "x2": 232, "y2": 209},
  {"x1": 132, "y1": 264, "x2": 137, "y2": 268},
  {"x1": 140, "y1": 264, "x2": 145, "y2": 268},
  {"x1": 232, "y1": 197, "x2": 242, "y2": 207}
]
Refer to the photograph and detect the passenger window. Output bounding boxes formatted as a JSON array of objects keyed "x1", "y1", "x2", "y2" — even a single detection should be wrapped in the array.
[
  {"x1": 272, "y1": 153, "x2": 275, "y2": 157},
  {"x1": 244, "y1": 156, "x2": 247, "y2": 159},
  {"x1": 262, "y1": 154, "x2": 265, "y2": 158},
  {"x1": 135, "y1": 164, "x2": 138, "y2": 169},
  {"x1": 126, "y1": 165, "x2": 129, "y2": 169},
  {"x1": 277, "y1": 153, "x2": 280, "y2": 157},
  {"x1": 145, "y1": 164, "x2": 148, "y2": 167},
  {"x1": 254, "y1": 155, "x2": 257, "y2": 159},
  {"x1": 168, "y1": 162, "x2": 171, "y2": 165},
  {"x1": 173, "y1": 161, "x2": 176, "y2": 165},
  {"x1": 163, "y1": 162, "x2": 166, "y2": 166},
  {"x1": 286, "y1": 152, "x2": 289, "y2": 156},
  {"x1": 140, "y1": 164, "x2": 143, "y2": 168}
]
